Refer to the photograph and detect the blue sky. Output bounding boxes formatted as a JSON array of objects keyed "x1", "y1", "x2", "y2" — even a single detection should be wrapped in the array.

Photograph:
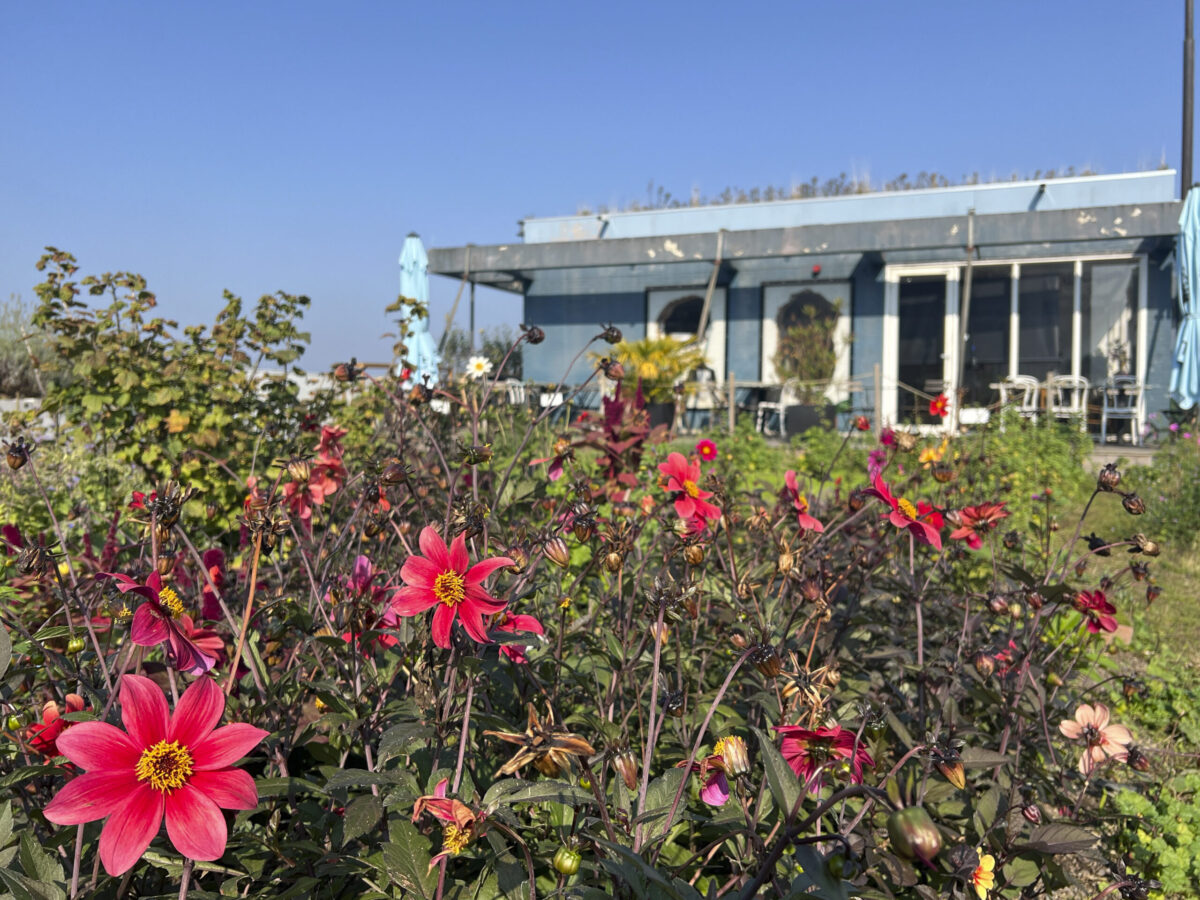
[{"x1": 0, "y1": 1, "x2": 1190, "y2": 369}]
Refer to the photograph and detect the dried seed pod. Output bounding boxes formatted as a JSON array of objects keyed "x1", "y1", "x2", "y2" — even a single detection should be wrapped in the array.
[
  {"x1": 749, "y1": 643, "x2": 782, "y2": 678},
  {"x1": 521, "y1": 323, "x2": 545, "y2": 345},
  {"x1": 599, "y1": 323, "x2": 622, "y2": 345},
  {"x1": 973, "y1": 652, "x2": 996, "y2": 678},
  {"x1": 543, "y1": 536, "x2": 570, "y2": 568},
  {"x1": 684, "y1": 544, "x2": 705, "y2": 566},
  {"x1": 1097, "y1": 462, "x2": 1121, "y2": 492},
  {"x1": 1122, "y1": 492, "x2": 1146, "y2": 516},
  {"x1": 612, "y1": 748, "x2": 638, "y2": 791},
  {"x1": 603, "y1": 551, "x2": 623, "y2": 574}
]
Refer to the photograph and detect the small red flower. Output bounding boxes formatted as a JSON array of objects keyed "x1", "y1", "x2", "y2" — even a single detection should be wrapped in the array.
[
  {"x1": 493, "y1": 611, "x2": 544, "y2": 664},
  {"x1": 1073, "y1": 590, "x2": 1118, "y2": 634},
  {"x1": 28, "y1": 694, "x2": 86, "y2": 758},
  {"x1": 783, "y1": 471, "x2": 825, "y2": 533},
  {"x1": 929, "y1": 394, "x2": 949, "y2": 417},
  {"x1": 43, "y1": 674, "x2": 267, "y2": 876},
  {"x1": 695, "y1": 439, "x2": 718, "y2": 462},
  {"x1": 947, "y1": 501, "x2": 1009, "y2": 550},
  {"x1": 658, "y1": 452, "x2": 721, "y2": 524},
  {"x1": 854, "y1": 415, "x2": 870, "y2": 432},
  {"x1": 775, "y1": 724, "x2": 874, "y2": 794},
  {"x1": 864, "y1": 474, "x2": 943, "y2": 549},
  {"x1": 413, "y1": 778, "x2": 486, "y2": 866},
  {"x1": 101, "y1": 571, "x2": 217, "y2": 675},
  {"x1": 390, "y1": 527, "x2": 514, "y2": 649}
]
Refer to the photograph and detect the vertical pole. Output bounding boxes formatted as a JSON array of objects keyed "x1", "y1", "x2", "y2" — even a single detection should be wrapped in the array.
[
  {"x1": 1186, "y1": 0, "x2": 1195, "y2": 193},
  {"x1": 954, "y1": 210, "x2": 975, "y2": 432},
  {"x1": 873, "y1": 363, "x2": 883, "y2": 435},
  {"x1": 469, "y1": 280, "x2": 476, "y2": 351},
  {"x1": 728, "y1": 373, "x2": 736, "y2": 435}
]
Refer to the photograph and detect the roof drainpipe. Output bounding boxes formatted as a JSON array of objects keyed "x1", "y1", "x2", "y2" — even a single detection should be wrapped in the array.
[{"x1": 1184, "y1": 0, "x2": 1194, "y2": 196}]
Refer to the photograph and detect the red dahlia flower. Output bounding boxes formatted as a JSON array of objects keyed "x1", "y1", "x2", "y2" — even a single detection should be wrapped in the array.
[
  {"x1": 854, "y1": 415, "x2": 871, "y2": 432},
  {"x1": 330, "y1": 555, "x2": 401, "y2": 652},
  {"x1": 864, "y1": 474, "x2": 943, "y2": 549},
  {"x1": 1073, "y1": 590, "x2": 1118, "y2": 634},
  {"x1": 494, "y1": 611, "x2": 544, "y2": 664},
  {"x1": 43, "y1": 674, "x2": 267, "y2": 876},
  {"x1": 658, "y1": 452, "x2": 721, "y2": 524},
  {"x1": 947, "y1": 501, "x2": 1009, "y2": 550},
  {"x1": 412, "y1": 778, "x2": 487, "y2": 866},
  {"x1": 102, "y1": 571, "x2": 217, "y2": 675},
  {"x1": 391, "y1": 526, "x2": 514, "y2": 649},
  {"x1": 775, "y1": 723, "x2": 874, "y2": 794},
  {"x1": 28, "y1": 693, "x2": 86, "y2": 758},
  {"x1": 783, "y1": 471, "x2": 825, "y2": 532},
  {"x1": 929, "y1": 394, "x2": 949, "y2": 417}
]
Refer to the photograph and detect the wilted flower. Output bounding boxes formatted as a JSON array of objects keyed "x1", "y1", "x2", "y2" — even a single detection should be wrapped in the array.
[
  {"x1": 100, "y1": 571, "x2": 217, "y2": 675},
  {"x1": 611, "y1": 747, "x2": 639, "y2": 791},
  {"x1": 520, "y1": 323, "x2": 545, "y2": 344},
  {"x1": 599, "y1": 357, "x2": 625, "y2": 381},
  {"x1": 677, "y1": 736, "x2": 748, "y2": 807},
  {"x1": 1121, "y1": 492, "x2": 1146, "y2": 515},
  {"x1": 1129, "y1": 534, "x2": 1160, "y2": 557},
  {"x1": 390, "y1": 526, "x2": 513, "y2": 649},
  {"x1": 412, "y1": 778, "x2": 486, "y2": 868},
  {"x1": 483, "y1": 704, "x2": 596, "y2": 778},
  {"x1": 542, "y1": 535, "x2": 570, "y2": 568},
  {"x1": 1059, "y1": 702, "x2": 1131, "y2": 775}
]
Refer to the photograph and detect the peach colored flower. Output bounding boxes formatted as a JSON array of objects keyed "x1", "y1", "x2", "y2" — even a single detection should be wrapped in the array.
[{"x1": 1059, "y1": 703, "x2": 1131, "y2": 775}]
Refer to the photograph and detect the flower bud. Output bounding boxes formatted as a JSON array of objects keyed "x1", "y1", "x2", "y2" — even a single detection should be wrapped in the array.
[
  {"x1": 684, "y1": 544, "x2": 705, "y2": 566},
  {"x1": 1025, "y1": 590, "x2": 1044, "y2": 611},
  {"x1": 600, "y1": 323, "x2": 622, "y2": 345},
  {"x1": 988, "y1": 595, "x2": 1009, "y2": 615},
  {"x1": 66, "y1": 636, "x2": 86, "y2": 655},
  {"x1": 380, "y1": 459, "x2": 410, "y2": 485},
  {"x1": 286, "y1": 457, "x2": 312, "y2": 483},
  {"x1": 553, "y1": 846, "x2": 581, "y2": 876},
  {"x1": 156, "y1": 554, "x2": 176, "y2": 577},
  {"x1": 1008, "y1": 601, "x2": 1024, "y2": 620},
  {"x1": 603, "y1": 551, "x2": 623, "y2": 573},
  {"x1": 1097, "y1": 462, "x2": 1122, "y2": 492},
  {"x1": 5, "y1": 443, "x2": 28, "y2": 471},
  {"x1": 521, "y1": 323, "x2": 545, "y2": 345},
  {"x1": 854, "y1": 415, "x2": 870, "y2": 432},
  {"x1": 847, "y1": 489, "x2": 866, "y2": 513},
  {"x1": 1046, "y1": 672, "x2": 1064, "y2": 688},
  {"x1": 932, "y1": 462, "x2": 955, "y2": 484},
  {"x1": 1146, "y1": 583, "x2": 1161, "y2": 604},
  {"x1": 887, "y1": 807, "x2": 942, "y2": 864},
  {"x1": 1130, "y1": 561, "x2": 1149, "y2": 581},
  {"x1": 719, "y1": 735, "x2": 751, "y2": 778},
  {"x1": 599, "y1": 357, "x2": 625, "y2": 381},
  {"x1": 1122, "y1": 492, "x2": 1146, "y2": 515},
  {"x1": 1021, "y1": 803, "x2": 1042, "y2": 824},
  {"x1": 935, "y1": 759, "x2": 965, "y2": 791},
  {"x1": 1126, "y1": 745, "x2": 1151, "y2": 772},
  {"x1": 749, "y1": 643, "x2": 782, "y2": 678},
  {"x1": 543, "y1": 536, "x2": 570, "y2": 568},
  {"x1": 973, "y1": 652, "x2": 996, "y2": 678},
  {"x1": 612, "y1": 749, "x2": 638, "y2": 791},
  {"x1": 505, "y1": 545, "x2": 529, "y2": 575}
]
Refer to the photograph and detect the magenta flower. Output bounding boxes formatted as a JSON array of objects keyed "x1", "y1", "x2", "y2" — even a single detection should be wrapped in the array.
[
  {"x1": 493, "y1": 611, "x2": 544, "y2": 664},
  {"x1": 658, "y1": 452, "x2": 721, "y2": 524},
  {"x1": 775, "y1": 723, "x2": 874, "y2": 794},
  {"x1": 43, "y1": 675, "x2": 267, "y2": 876},
  {"x1": 101, "y1": 572, "x2": 217, "y2": 675},
  {"x1": 1073, "y1": 590, "x2": 1118, "y2": 634},
  {"x1": 695, "y1": 439, "x2": 718, "y2": 462},
  {"x1": 864, "y1": 474, "x2": 943, "y2": 549},
  {"x1": 391, "y1": 527, "x2": 514, "y2": 649},
  {"x1": 783, "y1": 471, "x2": 825, "y2": 532}
]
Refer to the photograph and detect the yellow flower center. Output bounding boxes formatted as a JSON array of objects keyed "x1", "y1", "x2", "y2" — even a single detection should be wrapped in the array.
[
  {"x1": 897, "y1": 498, "x2": 918, "y2": 521},
  {"x1": 158, "y1": 586, "x2": 185, "y2": 619},
  {"x1": 683, "y1": 480, "x2": 700, "y2": 499},
  {"x1": 115, "y1": 605, "x2": 132, "y2": 620},
  {"x1": 712, "y1": 737, "x2": 729, "y2": 757},
  {"x1": 442, "y1": 824, "x2": 471, "y2": 855},
  {"x1": 433, "y1": 571, "x2": 465, "y2": 607},
  {"x1": 135, "y1": 740, "x2": 194, "y2": 792},
  {"x1": 796, "y1": 495, "x2": 809, "y2": 513}
]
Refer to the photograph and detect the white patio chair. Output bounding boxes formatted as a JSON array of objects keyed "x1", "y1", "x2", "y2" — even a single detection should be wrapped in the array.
[
  {"x1": 502, "y1": 379, "x2": 527, "y2": 406},
  {"x1": 755, "y1": 385, "x2": 787, "y2": 438},
  {"x1": 1047, "y1": 374, "x2": 1090, "y2": 431},
  {"x1": 998, "y1": 375, "x2": 1040, "y2": 426},
  {"x1": 1100, "y1": 376, "x2": 1143, "y2": 445}
]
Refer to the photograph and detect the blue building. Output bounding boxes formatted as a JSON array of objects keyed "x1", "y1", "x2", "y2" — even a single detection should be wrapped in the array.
[{"x1": 428, "y1": 170, "x2": 1180, "y2": 433}]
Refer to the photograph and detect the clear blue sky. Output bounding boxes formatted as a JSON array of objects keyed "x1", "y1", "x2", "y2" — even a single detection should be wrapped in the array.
[{"x1": 0, "y1": 1, "x2": 1190, "y2": 369}]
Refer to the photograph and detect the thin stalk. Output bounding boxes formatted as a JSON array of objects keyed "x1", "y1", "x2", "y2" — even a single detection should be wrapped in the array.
[{"x1": 225, "y1": 533, "x2": 263, "y2": 696}]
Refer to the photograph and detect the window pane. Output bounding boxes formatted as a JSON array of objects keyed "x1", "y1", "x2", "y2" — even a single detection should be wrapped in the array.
[
  {"x1": 962, "y1": 268, "x2": 1010, "y2": 405},
  {"x1": 1018, "y1": 263, "x2": 1074, "y2": 381},
  {"x1": 899, "y1": 276, "x2": 945, "y2": 423},
  {"x1": 1083, "y1": 261, "x2": 1137, "y2": 383}
]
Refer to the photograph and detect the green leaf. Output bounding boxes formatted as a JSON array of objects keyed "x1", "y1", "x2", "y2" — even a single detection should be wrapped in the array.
[
  {"x1": 482, "y1": 778, "x2": 591, "y2": 810},
  {"x1": 0, "y1": 625, "x2": 11, "y2": 681},
  {"x1": 1016, "y1": 823, "x2": 1097, "y2": 854},
  {"x1": 0, "y1": 868, "x2": 66, "y2": 900},
  {"x1": 30, "y1": 627, "x2": 73, "y2": 644},
  {"x1": 0, "y1": 801, "x2": 12, "y2": 848},
  {"x1": 1003, "y1": 854, "x2": 1042, "y2": 887},
  {"x1": 380, "y1": 821, "x2": 437, "y2": 900},
  {"x1": 341, "y1": 795, "x2": 383, "y2": 847},
  {"x1": 18, "y1": 833, "x2": 63, "y2": 885},
  {"x1": 324, "y1": 769, "x2": 402, "y2": 791},
  {"x1": 753, "y1": 726, "x2": 801, "y2": 821},
  {"x1": 635, "y1": 767, "x2": 686, "y2": 842},
  {"x1": 377, "y1": 722, "x2": 434, "y2": 762},
  {"x1": 961, "y1": 747, "x2": 1012, "y2": 768}
]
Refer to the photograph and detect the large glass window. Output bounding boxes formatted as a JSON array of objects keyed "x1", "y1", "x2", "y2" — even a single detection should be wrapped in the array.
[
  {"x1": 962, "y1": 268, "x2": 1010, "y2": 405},
  {"x1": 898, "y1": 276, "x2": 946, "y2": 423},
  {"x1": 1083, "y1": 261, "x2": 1138, "y2": 384},
  {"x1": 1017, "y1": 263, "x2": 1074, "y2": 381}
]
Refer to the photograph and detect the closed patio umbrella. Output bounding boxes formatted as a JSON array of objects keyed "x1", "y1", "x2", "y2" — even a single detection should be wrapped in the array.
[
  {"x1": 398, "y1": 232, "x2": 440, "y2": 386},
  {"x1": 1171, "y1": 191, "x2": 1200, "y2": 408}
]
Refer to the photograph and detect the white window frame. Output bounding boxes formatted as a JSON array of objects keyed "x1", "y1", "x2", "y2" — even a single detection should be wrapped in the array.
[
  {"x1": 647, "y1": 287, "x2": 727, "y2": 379},
  {"x1": 760, "y1": 282, "x2": 852, "y2": 403}
]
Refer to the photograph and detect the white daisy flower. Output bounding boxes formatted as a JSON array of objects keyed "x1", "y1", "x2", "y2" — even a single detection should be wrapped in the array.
[{"x1": 465, "y1": 355, "x2": 493, "y2": 380}]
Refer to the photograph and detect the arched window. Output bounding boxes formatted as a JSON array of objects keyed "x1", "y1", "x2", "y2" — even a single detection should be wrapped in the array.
[
  {"x1": 659, "y1": 295, "x2": 705, "y2": 338},
  {"x1": 777, "y1": 291, "x2": 837, "y2": 341}
]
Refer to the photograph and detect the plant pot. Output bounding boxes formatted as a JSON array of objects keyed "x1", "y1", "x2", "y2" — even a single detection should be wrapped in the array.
[
  {"x1": 646, "y1": 402, "x2": 675, "y2": 429},
  {"x1": 784, "y1": 403, "x2": 835, "y2": 436}
]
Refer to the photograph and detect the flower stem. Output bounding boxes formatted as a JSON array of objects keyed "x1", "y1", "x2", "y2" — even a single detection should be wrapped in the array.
[
  {"x1": 225, "y1": 532, "x2": 263, "y2": 696},
  {"x1": 178, "y1": 858, "x2": 193, "y2": 899}
]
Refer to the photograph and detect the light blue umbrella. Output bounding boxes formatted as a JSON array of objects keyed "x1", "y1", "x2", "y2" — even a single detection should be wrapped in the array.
[
  {"x1": 397, "y1": 232, "x2": 440, "y2": 386},
  {"x1": 1172, "y1": 191, "x2": 1200, "y2": 408}
]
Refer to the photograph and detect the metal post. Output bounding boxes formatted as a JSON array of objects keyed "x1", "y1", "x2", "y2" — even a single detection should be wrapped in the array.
[
  {"x1": 873, "y1": 363, "x2": 882, "y2": 435},
  {"x1": 1186, "y1": 0, "x2": 1195, "y2": 193},
  {"x1": 469, "y1": 280, "x2": 476, "y2": 351},
  {"x1": 728, "y1": 373, "x2": 736, "y2": 435},
  {"x1": 954, "y1": 209, "x2": 975, "y2": 432}
]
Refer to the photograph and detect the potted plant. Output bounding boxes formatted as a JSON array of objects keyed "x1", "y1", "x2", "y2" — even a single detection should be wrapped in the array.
[
  {"x1": 772, "y1": 298, "x2": 845, "y2": 434},
  {"x1": 603, "y1": 336, "x2": 706, "y2": 428}
]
